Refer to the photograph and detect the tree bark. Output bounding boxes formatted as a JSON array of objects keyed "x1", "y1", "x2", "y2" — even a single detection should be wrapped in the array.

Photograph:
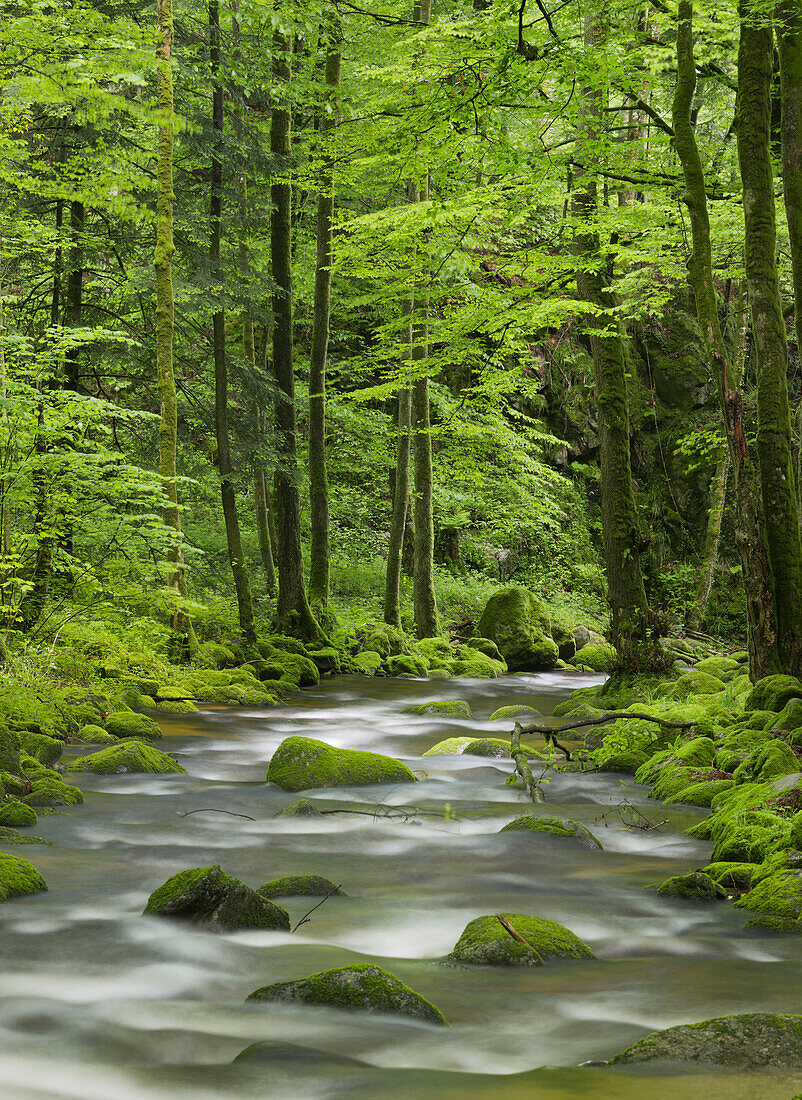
[
  {"x1": 65, "y1": 199, "x2": 84, "y2": 391},
  {"x1": 672, "y1": 0, "x2": 778, "y2": 677},
  {"x1": 255, "y1": 466, "x2": 277, "y2": 594},
  {"x1": 210, "y1": 0, "x2": 256, "y2": 645},
  {"x1": 384, "y1": 386, "x2": 412, "y2": 626},
  {"x1": 688, "y1": 452, "x2": 728, "y2": 633},
  {"x1": 777, "y1": 0, "x2": 802, "y2": 356},
  {"x1": 308, "y1": 33, "x2": 341, "y2": 610},
  {"x1": 271, "y1": 32, "x2": 321, "y2": 640},
  {"x1": 738, "y1": 1, "x2": 802, "y2": 674}
]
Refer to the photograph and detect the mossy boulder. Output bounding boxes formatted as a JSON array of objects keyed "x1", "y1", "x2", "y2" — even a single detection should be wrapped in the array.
[
  {"x1": 572, "y1": 643, "x2": 617, "y2": 672},
  {"x1": 246, "y1": 963, "x2": 447, "y2": 1025},
  {"x1": 66, "y1": 740, "x2": 186, "y2": 775},
  {"x1": 462, "y1": 737, "x2": 516, "y2": 758},
  {"x1": 257, "y1": 875, "x2": 345, "y2": 899},
  {"x1": 0, "y1": 801, "x2": 37, "y2": 827},
  {"x1": 105, "y1": 711, "x2": 163, "y2": 741},
  {"x1": 746, "y1": 676, "x2": 802, "y2": 713},
  {"x1": 693, "y1": 656, "x2": 741, "y2": 682},
  {"x1": 675, "y1": 670, "x2": 727, "y2": 696},
  {"x1": 608, "y1": 1012, "x2": 802, "y2": 1068},
  {"x1": 449, "y1": 647, "x2": 506, "y2": 679},
  {"x1": 349, "y1": 651, "x2": 383, "y2": 676},
  {"x1": 550, "y1": 622, "x2": 576, "y2": 662},
  {"x1": 362, "y1": 625, "x2": 407, "y2": 659},
  {"x1": 656, "y1": 872, "x2": 726, "y2": 900},
  {"x1": 674, "y1": 779, "x2": 735, "y2": 806},
  {"x1": 0, "y1": 853, "x2": 47, "y2": 902},
  {"x1": 401, "y1": 700, "x2": 473, "y2": 719},
  {"x1": 421, "y1": 737, "x2": 473, "y2": 757},
  {"x1": 307, "y1": 647, "x2": 341, "y2": 675},
  {"x1": 273, "y1": 798, "x2": 322, "y2": 817},
  {"x1": 465, "y1": 637, "x2": 505, "y2": 663},
  {"x1": 143, "y1": 865, "x2": 290, "y2": 931},
  {"x1": 446, "y1": 912, "x2": 594, "y2": 966},
  {"x1": 266, "y1": 736, "x2": 416, "y2": 792},
  {"x1": 500, "y1": 814, "x2": 602, "y2": 849},
  {"x1": 735, "y1": 858, "x2": 802, "y2": 931},
  {"x1": 24, "y1": 778, "x2": 83, "y2": 807},
  {"x1": 703, "y1": 862, "x2": 756, "y2": 893},
  {"x1": 21, "y1": 733, "x2": 63, "y2": 766},
  {"x1": 771, "y1": 698, "x2": 802, "y2": 732},
  {"x1": 733, "y1": 739, "x2": 800, "y2": 783},
  {"x1": 195, "y1": 642, "x2": 236, "y2": 670},
  {"x1": 598, "y1": 749, "x2": 649, "y2": 773},
  {"x1": 488, "y1": 704, "x2": 540, "y2": 722},
  {"x1": 0, "y1": 827, "x2": 50, "y2": 846},
  {"x1": 711, "y1": 824, "x2": 784, "y2": 864},
  {"x1": 0, "y1": 727, "x2": 21, "y2": 774},
  {"x1": 72, "y1": 724, "x2": 118, "y2": 745},
  {"x1": 475, "y1": 587, "x2": 558, "y2": 671}
]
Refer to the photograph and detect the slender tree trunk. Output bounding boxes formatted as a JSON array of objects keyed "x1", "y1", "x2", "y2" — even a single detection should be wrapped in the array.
[
  {"x1": 271, "y1": 33, "x2": 321, "y2": 641},
  {"x1": 688, "y1": 453, "x2": 729, "y2": 632},
  {"x1": 209, "y1": 0, "x2": 256, "y2": 645},
  {"x1": 777, "y1": 0, "x2": 802, "y2": 356},
  {"x1": 384, "y1": 386, "x2": 412, "y2": 626},
  {"x1": 155, "y1": 0, "x2": 196, "y2": 651},
  {"x1": 672, "y1": 0, "x2": 777, "y2": 676},
  {"x1": 255, "y1": 467, "x2": 277, "y2": 593},
  {"x1": 308, "y1": 33, "x2": 341, "y2": 610},
  {"x1": 738, "y1": 2, "x2": 802, "y2": 674},
  {"x1": 572, "y1": 1, "x2": 649, "y2": 663},
  {"x1": 65, "y1": 199, "x2": 84, "y2": 391}
]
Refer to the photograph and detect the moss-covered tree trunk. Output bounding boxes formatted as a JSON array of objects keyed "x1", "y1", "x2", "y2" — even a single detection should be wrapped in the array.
[
  {"x1": 738, "y1": 2, "x2": 802, "y2": 674},
  {"x1": 308, "y1": 32, "x2": 341, "y2": 611},
  {"x1": 672, "y1": 0, "x2": 778, "y2": 677},
  {"x1": 572, "y1": 2, "x2": 649, "y2": 663},
  {"x1": 688, "y1": 452, "x2": 729, "y2": 632},
  {"x1": 64, "y1": 199, "x2": 83, "y2": 392},
  {"x1": 209, "y1": 0, "x2": 256, "y2": 645},
  {"x1": 777, "y1": 0, "x2": 802, "y2": 356},
  {"x1": 271, "y1": 33, "x2": 321, "y2": 641},
  {"x1": 384, "y1": 385, "x2": 412, "y2": 627}
]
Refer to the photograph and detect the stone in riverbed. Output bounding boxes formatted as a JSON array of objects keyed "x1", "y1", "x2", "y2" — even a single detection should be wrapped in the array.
[
  {"x1": 65, "y1": 740, "x2": 186, "y2": 775},
  {"x1": 257, "y1": 875, "x2": 345, "y2": 899},
  {"x1": 0, "y1": 801, "x2": 37, "y2": 827},
  {"x1": 246, "y1": 963, "x2": 447, "y2": 1025},
  {"x1": 401, "y1": 700, "x2": 473, "y2": 719},
  {"x1": 475, "y1": 586, "x2": 558, "y2": 671},
  {"x1": 488, "y1": 704, "x2": 540, "y2": 722},
  {"x1": 656, "y1": 872, "x2": 726, "y2": 901},
  {"x1": 500, "y1": 815, "x2": 602, "y2": 850},
  {"x1": 273, "y1": 798, "x2": 323, "y2": 817},
  {"x1": 143, "y1": 865, "x2": 290, "y2": 931},
  {"x1": 607, "y1": 1012, "x2": 802, "y2": 1068},
  {"x1": 104, "y1": 711, "x2": 163, "y2": 741},
  {"x1": 422, "y1": 737, "x2": 473, "y2": 757},
  {"x1": 0, "y1": 853, "x2": 47, "y2": 902},
  {"x1": 266, "y1": 736, "x2": 416, "y2": 792},
  {"x1": 446, "y1": 912, "x2": 594, "y2": 966}
]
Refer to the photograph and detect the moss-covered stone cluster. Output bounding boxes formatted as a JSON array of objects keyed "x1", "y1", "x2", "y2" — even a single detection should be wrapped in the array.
[{"x1": 143, "y1": 865, "x2": 291, "y2": 931}]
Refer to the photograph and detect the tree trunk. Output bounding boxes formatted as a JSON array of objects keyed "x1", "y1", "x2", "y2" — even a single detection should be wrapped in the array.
[
  {"x1": 65, "y1": 199, "x2": 84, "y2": 391},
  {"x1": 777, "y1": 0, "x2": 802, "y2": 356},
  {"x1": 255, "y1": 467, "x2": 277, "y2": 594},
  {"x1": 271, "y1": 33, "x2": 321, "y2": 641},
  {"x1": 738, "y1": 2, "x2": 802, "y2": 674},
  {"x1": 572, "y1": 2, "x2": 649, "y2": 664},
  {"x1": 308, "y1": 33, "x2": 341, "y2": 610},
  {"x1": 384, "y1": 386, "x2": 412, "y2": 626},
  {"x1": 672, "y1": 0, "x2": 777, "y2": 676},
  {"x1": 209, "y1": 0, "x2": 256, "y2": 645},
  {"x1": 412, "y1": 372, "x2": 438, "y2": 637},
  {"x1": 688, "y1": 452, "x2": 728, "y2": 632}
]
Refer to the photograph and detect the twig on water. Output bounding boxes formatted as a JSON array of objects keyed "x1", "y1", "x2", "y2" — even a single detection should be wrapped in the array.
[
  {"x1": 177, "y1": 808, "x2": 256, "y2": 820},
  {"x1": 292, "y1": 887, "x2": 342, "y2": 932},
  {"x1": 510, "y1": 726, "x2": 545, "y2": 802}
]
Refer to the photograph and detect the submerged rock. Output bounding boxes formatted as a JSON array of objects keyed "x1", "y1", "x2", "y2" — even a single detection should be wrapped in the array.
[
  {"x1": 0, "y1": 827, "x2": 51, "y2": 845},
  {"x1": 0, "y1": 853, "x2": 47, "y2": 902},
  {"x1": 475, "y1": 586, "x2": 558, "y2": 671},
  {"x1": 273, "y1": 798, "x2": 323, "y2": 817},
  {"x1": 246, "y1": 963, "x2": 448, "y2": 1025},
  {"x1": 656, "y1": 872, "x2": 726, "y2": 901},
  {"x1": 488, "y1": 704, "x2": 540, "y2": 722},
  {"x1": 143, "y1": 865, "x2": 290, "y2": 931},
  {"x1": 422, "y1": 737, "x2": 473, "y2": 757},
  {"x1": 105, "y1": 711, "x2": 163, "y2": 740},
  {"x1": 257, "y1": 875, "x2": 345, "y2": 899},
  {"x1": 233, "y1": 1041, "x2": 364, "y2": 1069},
  {"x1": 462, "y1": 738, "x2": 515, "y2": 758},
  {"x1": 401, "y1": 700, "x2": 473, "y2": 719},
  {"x1": 447, "y1": 912, "x2": 594, "y2": 966},
  {"x1": 65, "y1": 740, "x2": 186, "y2": 775},
  {"x1": 500, "y1": 815, "x2": 602, "y2": 850},
  {"x1": 607, "y1": 1012, "x2": 802, "y2": 1068},
  {"x1": 266, "y1": 736, "x2": 416, "y2": 792}
]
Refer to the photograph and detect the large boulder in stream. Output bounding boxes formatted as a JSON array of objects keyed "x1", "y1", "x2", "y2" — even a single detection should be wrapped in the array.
[
  {"x1": 266, "y1": 736, "x2": 416, "y2": 792},
  {"x1": 607, "y1": 1012, "x2": 802, "y2": 1069},
  {"x1": 143, "y1": 865, "x2": 290, "y2": 931},
  {"x1": 246, "y1": 963, "x2": 448, "y2": 1025},
  {"x1": 446, "y1": 912, "x2": 594, "y2": 966},
  {"x1": 475, "y1": 587, "x2": 558, "y2": 671},
  {"x1": 104, "y1": 711, "x2": 163, "y2": 741},
  {"x1": 65, "y1": 740, "x2": 186, "y2": 775},
  {"x1": 257, "y1": 875, "x2": 345, "y2": 899},
  {"x1": 500, "y1": 815, "x2": 603, "y2": 850},
  {"x1": 0, "y1": 853, "x2": 47, "y2": 902}
]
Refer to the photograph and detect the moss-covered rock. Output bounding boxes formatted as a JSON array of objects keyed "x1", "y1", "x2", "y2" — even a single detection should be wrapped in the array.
[
  {"x1": 105, "y1": 711, "x2": 163, "y2": 741},
  {"x1": 746, "y1": 676, "x2": 802, "y2": 713},
  {"x1": 656, "y1": 872, "x2": 726, "y2": 900},
  {"x1": 362, "y1": 625, "x2": 407, "y2": 659},
  {"x1": 693, "y1": 656, "x2": 742, "y2": 682},
  {"x1": 608, "y1": 1012, "x2": 802, "y2": 1068},
  {"x1": 257, "y1": 875, "x2": 345, "y2": 898},
  {"x1": 143, "y1": 865, "x2": 290, "y2": 931},
  {"x1": 674, "y1": 779, "x2": 735, "y2": 806},
  {"x1": 66, "y1": 740, "x2": 186, "y2": 775},
  {"x1": 735, "y1": 857, "x2": 802, "y2": 931},
  {"x1": 703, "y1": 862, "x2": 756, "y2": 893},
  {"x1": 401, "y1": 700, "x2": 473, "y2": 719},
  {"x1": 771, "y1": 698, "x2": 802, "y2": 732},
  {"x1": 571, "y1": 643, "x2": 617, "y2": 672},
  {"x1": 273, "y1": 798, "x2": 322, "y2": 817},
  {"x1": 550, "y1": 622, "x2": 576, "y2": 662},
  {"x1": 349, "y1": 651, "x2": 383, "y2": 676},
  {"x1": 0, "y1": 853, "x2": 47, "y2": 901},
  {"x1": 0, "y1": 826, "x2": 50, "y2": 845},
  {"x1": 24, "y1": 778, "x2": 83, "y2": 807},
  {"x1": 195, "y1": 641, "x2": 237, "y2": 670},
  {"x1": 711, "y1": 824, "x2": 784, "y2": 864},
  {"x1": 307, "y1": 647, "x2": 341, "y2": 675},
  {"x1": 266, "y1": 736, "x2": 417, "y2": 792},
  {"x1": 733, "y1": 739, "x2": 800, "y2": 783},
  {"x1": 421, "y1": 737, "x2": 473, "y2": 757},
  {"x1": 449, "y1": 647, "x2": 506, "y2": 679},
  {"x1": 0, "y1": 727, "x2": 21, "y2": 774},
  {"x1": 674, "y1": 670, "x2": 727, "y2": 696},
  {"x1": 72, "y1": 724, "x2": 118, "y2": 745},
  {"x1": 21, "y1": 733, "x2": 63, "y2": 766},
  {"x1": 0, "y1": 802, "x2": 37, "y2": 827},
  {"x1": 446, "y1": 912, "x2": 594, "y2": 965},
  {"x1": 598, "y1": 749, "x2": 649, "y2": 773},
  {"x1": 500, "y1": 814, "x2": 602, "y2": 849},
  {"x1": 488, "y1": 704, "x2": 540, "y2": 722},
  {"x1": 465, "y1": 637, "x2": 505, "y2": 663},
  {"x1": 247, "y1": 963, "x2": 447, "y2": 1024},
  {"x1": 462, "y1": 737, "x2": 516, "y2": 758},
  {"x1": 475, "y1": 587, "x2": 558, "y2": 671}
]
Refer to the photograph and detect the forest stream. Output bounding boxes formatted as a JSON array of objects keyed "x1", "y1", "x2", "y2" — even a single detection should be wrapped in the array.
[{"x1": 2, "y1": 671, "x2": 802, "y2": 1100}]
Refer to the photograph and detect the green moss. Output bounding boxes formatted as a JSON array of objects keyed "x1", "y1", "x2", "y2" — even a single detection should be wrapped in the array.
[
  {"x1": 21, "y1": 733, "x2": 63, "y2": 766},
  {"x1": 674, "y1": 779, "x2": 735, "y2": 806},
  {"x1": 703, "y1": 862, "x2": 756, "y2": 893},
  {"x1": 72, "y1": 724, "x2": 118, "y2": 744},
  {"x1": 307, "y1": 647, "x2": 341, "y2": 674},
  {"x1": 0, "y1": 853, "x2": 47, "y2": 901},
  {"x1": 362, "y1": 625, "x2": 407, "y2": 659},
  {"x1": 421, "y1": 737, "x2": 473, "y2": 757},
  {"x1": 272, "y1": 798, "x2": 322, "y2": 817},
  {"x1": 401, "y1": 700, "x2": 473, "y2": 719},
  {"x1": 500, "y1": 814, "x2": 602, "y2": 849},
  {"x1": 745, "y1": 675, "x2": 802, "y2": 713},
  {"x1": 449, "y1": 646, "x2": 506, "y2": 679},
  {"x1": 266, "y1": 736, "x2": 417, "y2": 792},
  {"x1": 596, "y1": 749, "x2": 648, "y2": 773},
  {"x1": 465, "y1": 637, "x2": 505, "y2": 662},
  {"x1": 257, "y1": 875, "x2": 345, "y2": 898},
  {"x1": 673, "y1": 670, "x2": 727, "y2": 696},
  {"x1": 656, "y1": 872, "x2": 726, "y2": 900},
  {"x1": 572, "y1": 643, "x2": 616, "y2": 672},
  {"x1": 475, "y1": 587, "x2": 558, "y2": 671},
  {"x1": 711, "y1": 824, "x2": 785, "y2": 864},
  {"x1": 488, "y1": 704, "x2": 540, "y2": 722},
  {"x1": 608, "y1": 1012, "x2": 802, "y2": 1067},
  {"x1": 387, "y1": 653, "x2": 428, "y2": 678},
  {"x1": 349, "y1": 651, "x2": 383, "y2": 676},
  {"x1": 0, "y1": 802, "x2": 37, "y2": 827},
  {"x1": 195, "y1": 642, "x2": 236, "y2": 670},
  {"x1": 25, "y1": 779, "x2": 84, "y2": 807},
  {"x1": 153, "y1": 699, "x2": 199, "y2": 714},
  {"x1": 693, "y1": 656, "x2": 742, "y2": 681},
  {"x1": 0, "y1": 727, "x2": 21, "y2": 774},
  {"x1": 446, "y1": 912, "x2": 594, "y2": 965},
  {"x1": 246, "y1": 963, "x2": 448, "y2": 1025},
  {"x1": 462, "y1": 737, "x2": 515, "y2": 758},
  {"x1": 105, "y1": 711, "x2": 163, "y2": 741},
  {"x1": 0, "y1": 827, "x2": 50, "y2": 845},
  {"x1": 733, "y1": 739, "x2": 800, "y2": 783},
  {"x1": 771, "y1": 698, "x2": 802, "y2": 731},
  {"x1": 143, "y1": 864, "x2": 290, "y2": 931},
  {"x1": 65, "y1": 740, "x2": 186, "y2": 775},
  {"x1": 790, "y1": 810, "x2": 802, "y2": 849}
]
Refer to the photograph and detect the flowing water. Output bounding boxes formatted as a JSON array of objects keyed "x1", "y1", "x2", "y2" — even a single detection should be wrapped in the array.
[{"x1": 2, "y1": 671, "x2": 802, "y2": 1100}]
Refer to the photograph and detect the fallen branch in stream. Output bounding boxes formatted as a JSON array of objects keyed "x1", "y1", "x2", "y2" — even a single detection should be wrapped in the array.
[
  {"x1": 495, "y1": 915, "x2": 543, "y2": 963},
  {"x1": 510, "y1": 727, "x2": 545, "y2": 802},
  {"x1": 292, "y1": 887, "x2": 342, "y2": 933},
  {"x1": 176, "y1": 808, "x2": 256, "y2": 820},
  {"x1": 515, "y1": 710, "x2": 695, "y2": 745},
  {"x1": 595, "y1": 800, "x2": 669, "y2": 832}
]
